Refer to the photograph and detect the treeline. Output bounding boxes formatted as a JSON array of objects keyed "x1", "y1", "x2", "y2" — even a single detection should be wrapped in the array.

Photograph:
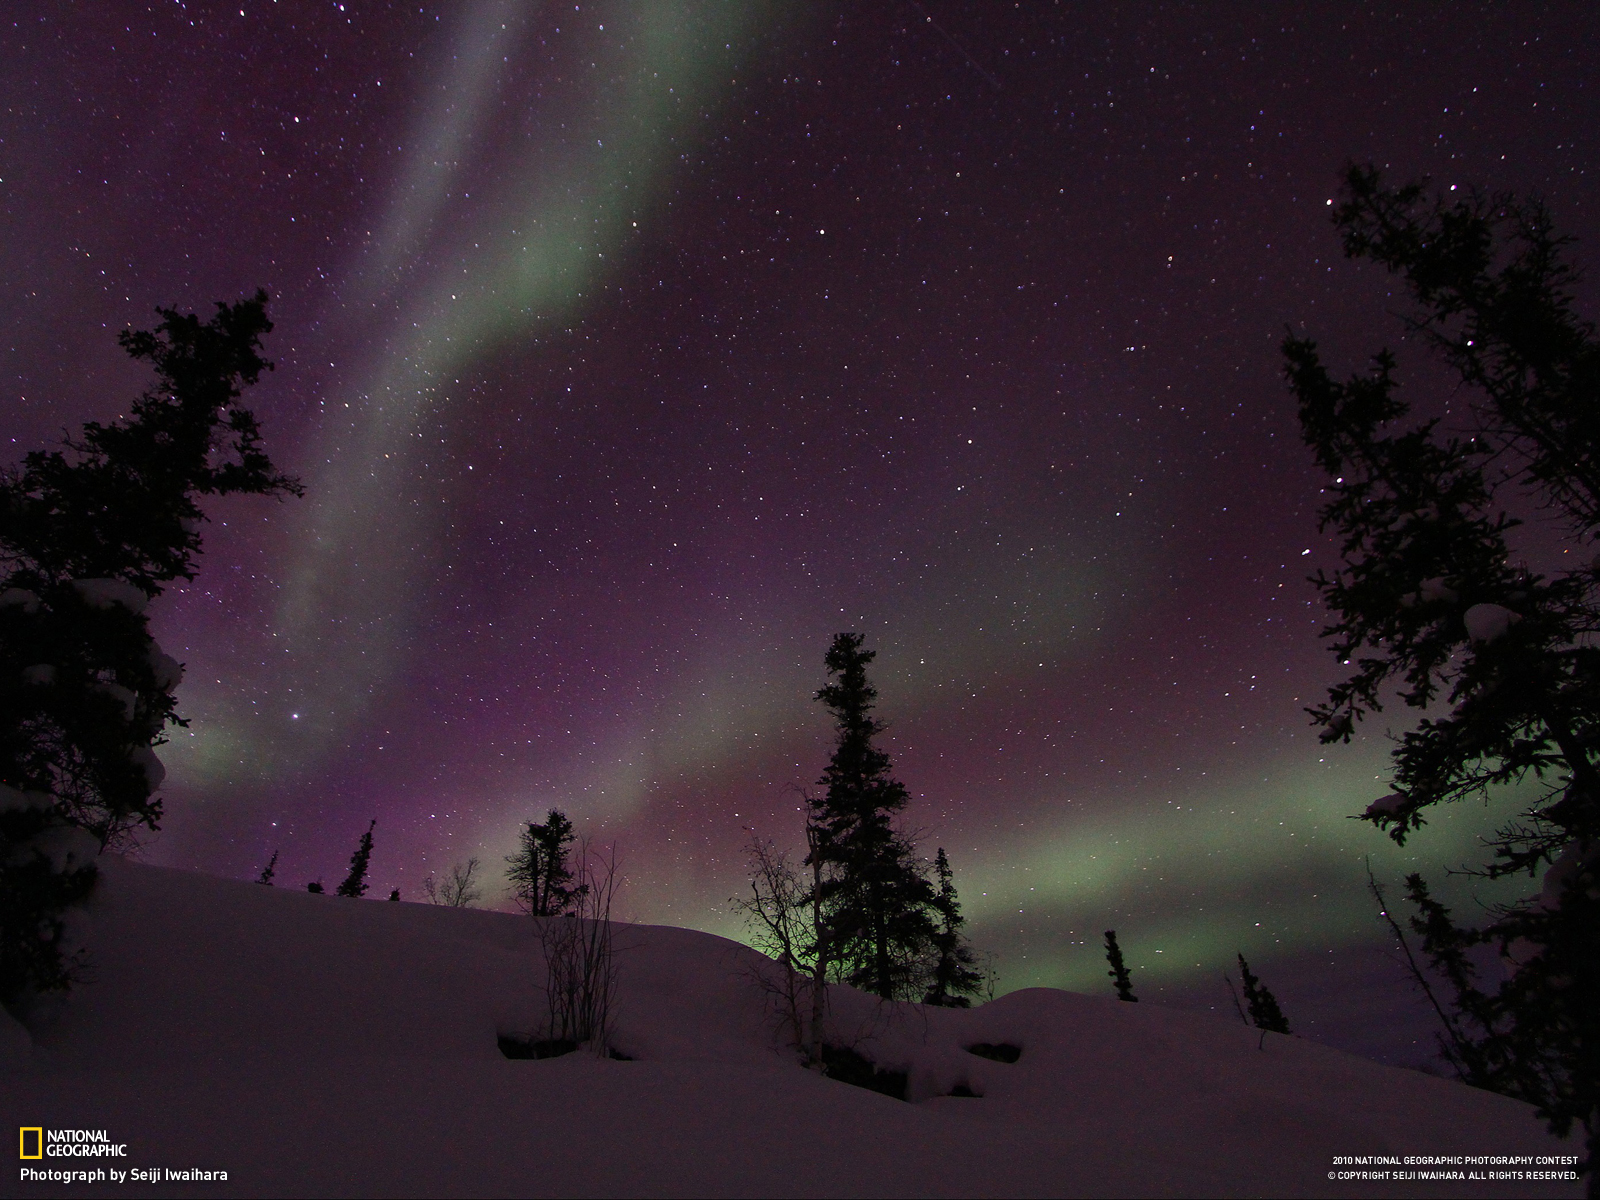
[
  {"x1": 255, "y1": 807, "x2": 590, "y2": 915},
  {"x1": 265, "y1": 630, "x2": 993, "y2": 1028}
]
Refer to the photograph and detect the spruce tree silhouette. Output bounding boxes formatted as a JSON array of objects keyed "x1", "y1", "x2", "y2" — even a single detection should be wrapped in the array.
[
  {"x1": 0, "y1": 290, "x2": 299, "y2": 1005},
  {"x1": 1287, "y1": 164, "x2": 1600, "y2": 1183},
  {"x1": 1236, "y1": 954, "x2": 1290, "y2": 1034},
  {"x1": 507, "y1": 809, "x2": 586, "y2": 915},
  {"x1": 336, "y1": 820, "x2": 376, "y2": 898},
  {"x1": 1104, "y1": 930, "x2": 1136, "y2": 1002},
  {"x1": 808, "y1": 633, "x2": 937, "y2": 1000},
  {"x1": 923, "y1": 847, "x2": 985, "y2": 1007}
]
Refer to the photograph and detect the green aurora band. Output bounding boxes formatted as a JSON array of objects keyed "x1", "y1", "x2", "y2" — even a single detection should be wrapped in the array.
[{"x1": 180, "y1": 3, "x2": 774, "y2": 780}]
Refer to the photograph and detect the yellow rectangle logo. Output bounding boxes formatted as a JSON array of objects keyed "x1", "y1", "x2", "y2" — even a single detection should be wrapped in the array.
[{"x1": 19, "y1": 1127, "x2": 42, "y2": 1159}]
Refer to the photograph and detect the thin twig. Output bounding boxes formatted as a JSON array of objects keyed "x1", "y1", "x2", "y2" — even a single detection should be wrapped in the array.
[
  {"x1": 1365, "y1": 857, "x2": 1468, "y2": 1062},
  {"x1": 1223, "y1": 971, "x2": 1249, "y2": 1027}
]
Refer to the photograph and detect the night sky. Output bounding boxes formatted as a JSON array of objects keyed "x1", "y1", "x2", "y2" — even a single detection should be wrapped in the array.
[{"x1": 5, "y1": 3, "x2": 1598, "y2": 1055}]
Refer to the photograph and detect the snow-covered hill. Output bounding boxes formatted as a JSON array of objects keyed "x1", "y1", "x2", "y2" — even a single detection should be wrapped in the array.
[{"x1": 3, "y1": 858, "x2": 1581, "y2": 1197}]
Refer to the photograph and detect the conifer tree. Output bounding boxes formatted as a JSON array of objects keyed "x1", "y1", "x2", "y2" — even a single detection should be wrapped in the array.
[
  {"x1": 1287, "y1": 164, "x2": 1600, "y2": 1182},
  {"x1": 336, "y1": 820, "x2": 376, "y2": 898},
  {"x1": 256, "y1": 850, "x2": 278, "y2": 886},
  {"x1": 922, "y1": 848, "x2": 985, "y2": 1007},
  {"x1": 808, "y1": 633, "x2": 938, "y2": 1001},
  {"x1": 1104, "y1": 929, "x2": 1136, "y2": 1002},
  {"x1": 506, "y1": 808, "x2": 586, "y2": 916},
  {"x1": 1236, "y1": 954, "x2": 1290, "y2": 1034},
  {"x1": 0, "y1": 290, "x2": 300, "y2": 1006}
]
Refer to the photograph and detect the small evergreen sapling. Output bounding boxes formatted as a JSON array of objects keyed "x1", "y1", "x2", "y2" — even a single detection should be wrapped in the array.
[
  {"x1": 1104, "y1": 929, "x2": 1137, "y2": 1002},
  {"x1": 336, "y1": 820, "x2": 376, "y2": 898},
  {"x1": 1236, "y1": 954, "x2": 1291, "y2": 1034},
  {"x1": 923, "y1": 848, "x2": 985, "y2": 1007}
]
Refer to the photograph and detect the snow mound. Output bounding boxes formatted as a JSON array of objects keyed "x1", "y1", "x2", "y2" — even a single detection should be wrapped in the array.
[
  {"x1": 147, "y1": 644, "x2": 184, "y2": 692},
  {"x1": 3, "y1": 858, "x2": 1578, "y2": 1197},
  {"x1": 70, "y1": 578, "x2": 149, "y2": 614},
  {"x1": 0, "y1": 784, "x2": 52, "y2": 814},
  {"x1": 126, "y1": 746, "x2": 164, "y2": 790},
  {"x1": 0, "y1": 587, "x2": 40, "y2": 613},
  {"x1": 1464, "y1": 603, "x2": 1521, "y2": 643},
  {"x1": 1364, "y1": 792, "x2": 1407, "y2": 819},
  {"x1": 1419, "y1": 577, "x2": 1459, "y2": 604}
]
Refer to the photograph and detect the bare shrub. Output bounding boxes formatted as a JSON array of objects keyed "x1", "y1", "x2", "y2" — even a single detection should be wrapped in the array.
[
  {"x1": 422, "y1": 857, "x2": 481, "y2": 908},
  {"x1": 733, "y1": 828, "x2": 832, "y2": 1069},
  {"x1": 734, "y1": 835, "x2": 812, "y2": 1056},
  {"x1": 536, "y1": 840, "x2": 620, "y2": 1056}
]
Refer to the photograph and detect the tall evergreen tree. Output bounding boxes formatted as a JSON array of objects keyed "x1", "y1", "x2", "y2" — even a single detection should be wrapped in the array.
[
  {"x1": 1287, "y1": 164, "x2": 1600, "y2": 1183},
  {"x1": 256, "y1": 850, "x2": 278, "y2": 886},
  {"x1": 506, "y1": 808, "x2": 585, "y2": 916},
  {"x1": 1104, "y1": 930, "x2": 1136, "y2": 1002},
  {"x1": 923, "y1": 847, "x2": 985, "y2": 1007},
  {"x1": 0, "y1": 290, "x2": 299, "y2": 1006},
  {"x1": 336, "y1": 820, "x2": 376, "y2": 898},
  {"x1": 1236, "y1": 954, "x2": 1290, "y2": 1034},
  {"x1": 808, "y1": 633, "x2": 938, "y2": 1001}
]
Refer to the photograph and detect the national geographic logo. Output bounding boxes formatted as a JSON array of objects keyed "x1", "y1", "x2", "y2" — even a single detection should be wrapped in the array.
[{"x1": 18, "y1": 1127, "x2": 128, "y2": 1158}]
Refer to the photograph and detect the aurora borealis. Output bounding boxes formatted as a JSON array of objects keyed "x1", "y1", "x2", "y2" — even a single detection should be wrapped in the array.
[{"x1": 5, "y1": 3, "x2": 1597, "y2": 1063}]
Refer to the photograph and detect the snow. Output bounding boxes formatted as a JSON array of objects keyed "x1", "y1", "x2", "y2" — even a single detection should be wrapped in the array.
[
  {"x1": 0, "y1": 1006, "x2": 33, "y2": 1071},
  {"x1": 147, "y1": 644, "x2": 184, "y2": 692},
  {"x1": 126, "y1": 747, "x2": 165, "y2": 790},
  {"x1": 92, "y1": 682, "x2": 137, "y2": 720},
  {"x1": 1463, "y1": 603, "x2": 1521, "y2": 643},
  {"x1": 0, "y1": 587, "x2": 40, "y2": 613},
  {"x1": 1538, "y1": 842, "x2": 1596, "y2": 911},
  {"x1": 1503, "y1": 847, "x2": 1596, "y2": 971},
  {"x1": 0, "y1": 784, "x2": 52, "y2": 814},
  {"x1": 1402, "y1": 578, "x2": 1460, "y2": 608},
  {"x1": 1363, "y1": 792, "x2": 1407, "y2": 819},
  {"x1": 1418, "y1": 578, "x2": 1458, "y2": 604},
  {"x1": 28, "y1": 826, "x2": 100, "y2": 874},
  {"x1": 69, "y1": 578, "x2": 148, "y2": 615},
  {"x1": 3, "y1": 858, "x2": 1579, "y2": 1197}
]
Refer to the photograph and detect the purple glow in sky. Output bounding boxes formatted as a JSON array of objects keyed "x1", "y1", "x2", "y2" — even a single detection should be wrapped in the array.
[{"x1": 4, "y1": 3, "x2": 1597, "y2": 1056}]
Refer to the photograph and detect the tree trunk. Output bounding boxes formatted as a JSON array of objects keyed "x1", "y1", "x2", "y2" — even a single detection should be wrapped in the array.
[{"x1": 807, "y1": 849, "x2": 826, "y2": 1071}]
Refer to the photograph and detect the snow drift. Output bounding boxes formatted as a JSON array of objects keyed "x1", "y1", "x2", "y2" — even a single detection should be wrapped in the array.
[{"x1": 2, "y1": 858, "x2": 1580, "y2": 1197}]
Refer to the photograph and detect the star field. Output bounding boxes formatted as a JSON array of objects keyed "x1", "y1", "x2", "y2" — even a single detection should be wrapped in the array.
[{"x1": 4, "y1": 2, "x2": 1598, "y2": 1058}]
